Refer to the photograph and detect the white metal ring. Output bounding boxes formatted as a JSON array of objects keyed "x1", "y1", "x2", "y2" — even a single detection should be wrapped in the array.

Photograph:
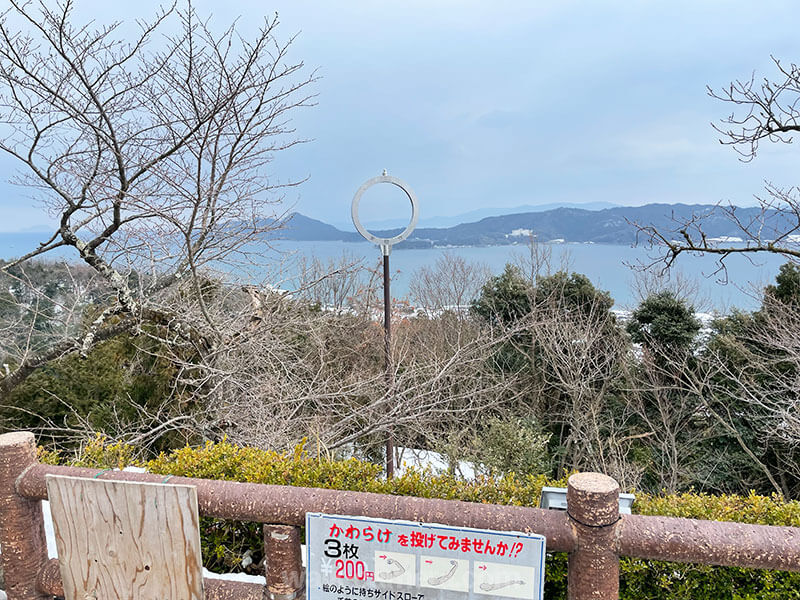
[{"x1": 351, "y1": 175, "x2": 419, "y2": 254}]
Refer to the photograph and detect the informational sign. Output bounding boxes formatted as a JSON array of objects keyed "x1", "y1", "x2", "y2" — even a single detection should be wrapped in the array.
[{"x1": 306, "y1": 514, "x2": 546, "y2": 600}]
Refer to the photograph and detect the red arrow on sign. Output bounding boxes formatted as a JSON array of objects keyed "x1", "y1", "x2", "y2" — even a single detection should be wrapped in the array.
[
  {"x1": 379, "y1": 555, "x2": 387, "y2": 560},
  {"x1": 478, "y1": 565, "x2": 487, "y2": 571},
  {"x1": 425, "y1": 560, "x2": 432, "y2": 564}
]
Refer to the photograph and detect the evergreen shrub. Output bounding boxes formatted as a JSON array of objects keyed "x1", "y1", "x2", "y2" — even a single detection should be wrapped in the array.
[{"x1": 52, "y1": 438, "x2": 800, "y2": 599}]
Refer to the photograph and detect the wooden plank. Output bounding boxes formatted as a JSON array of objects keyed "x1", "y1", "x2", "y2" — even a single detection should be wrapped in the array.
[{"x1": 46, "y1": 474, "x2": 204, "y2": 600}]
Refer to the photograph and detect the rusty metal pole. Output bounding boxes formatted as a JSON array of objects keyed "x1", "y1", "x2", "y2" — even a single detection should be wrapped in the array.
[
  {"x1": 382, "y1": 248, "x2": 395, "y2": 478},
  {"x1": 264, "y1": 524, "x2": 305, "y2": 600},
  {"x1": 0, "y1": 432, "x2": 49, "y2": 600},
  {"x1": 566, "y1": 472, "x2": 620, "y2": 600}
]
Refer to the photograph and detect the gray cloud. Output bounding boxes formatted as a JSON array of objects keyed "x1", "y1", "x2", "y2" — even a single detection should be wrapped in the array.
[{"x1": 2, "y1": 0, "x2": 799, "y2": 229}]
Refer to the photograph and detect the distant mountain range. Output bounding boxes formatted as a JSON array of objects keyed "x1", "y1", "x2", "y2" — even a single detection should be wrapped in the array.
[
  {"x1": 330, "y1": 201, "x2": 621, "y2": 231},
  {"x1": 277, "y1": 203, "x2": 787, "y2": 248}
]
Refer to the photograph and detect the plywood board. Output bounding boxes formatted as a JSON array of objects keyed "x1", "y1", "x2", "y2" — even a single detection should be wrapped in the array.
[{"x1": 46, "y1": 474, "x2": 204, "y2": 600}]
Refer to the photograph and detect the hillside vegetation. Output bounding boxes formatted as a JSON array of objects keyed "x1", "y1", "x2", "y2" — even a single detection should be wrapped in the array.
[
  {"x1": 6, "y1": 252, "x2": 800, "y2": 501},
  {"x1": 279, "y1": 203, "x2": 796, "y2": 247},
  {"x1": 53, "y1": 436, "x2": 800, "y2": 600}
]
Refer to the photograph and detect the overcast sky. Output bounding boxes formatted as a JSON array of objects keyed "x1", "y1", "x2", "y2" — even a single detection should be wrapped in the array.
[{"x1": 2, "y1": 0, "x2": 799, "y2": 231}]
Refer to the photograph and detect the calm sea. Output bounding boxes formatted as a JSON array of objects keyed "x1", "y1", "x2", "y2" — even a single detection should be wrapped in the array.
[{"x1": 0, "y1": 233, "x2": 786, "y2": 311}]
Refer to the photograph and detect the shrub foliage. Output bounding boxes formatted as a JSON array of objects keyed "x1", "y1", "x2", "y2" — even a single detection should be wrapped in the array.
[{"x1": 61, "y1": 438, "x2": 800, "y2": 599}]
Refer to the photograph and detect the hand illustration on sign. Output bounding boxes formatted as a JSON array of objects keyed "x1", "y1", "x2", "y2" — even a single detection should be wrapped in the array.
[
  {"x1": 378, "y1": 558, "x2": 406, "y2": 580},
  {"x1": 427, "y1": 560, "x2": 458, "y2": 586},
  {"x1": 479, "y1": 580, "x2": 526, "y2": 592}
]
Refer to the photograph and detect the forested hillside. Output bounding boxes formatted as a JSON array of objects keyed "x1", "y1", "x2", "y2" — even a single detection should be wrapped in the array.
[
  {"x1": 5, "y1": 252, "x2": 800, "y2": 499},
  {"x1": 279, "y1": 203, "x2": 797, "y2": 247}
]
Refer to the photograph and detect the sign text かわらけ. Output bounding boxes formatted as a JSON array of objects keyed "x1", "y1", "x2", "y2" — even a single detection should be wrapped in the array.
[{"x1": 306, "y1": 513, "x2": 546, "y2": 600}]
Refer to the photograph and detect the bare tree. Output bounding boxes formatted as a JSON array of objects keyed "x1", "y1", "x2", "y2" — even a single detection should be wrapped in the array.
[
  {"x1": 294, "y1": 252, "x2": 373, "y2": 313},
  {"x1": 409, "y1": 252, "x2": 491, "y2": 315},
  {"x1": 711, "y1": 57, "x2": 800, "y2": 162},
  {"x1": 630, "y1": 268, "x2": 711, "y2": 312},
  {"x1": 0, "y1": 1, "x2": 315, "y2": 396},
  {"x1": 695, "y1": 298, "x2": 800, "y2": 496},
  {"x1": 524, "y1": 300, "x2": 641, "y2": 488},
  {"x1": 511, "y1": 235, "x2": 572, "y2": 285},
  {"x1": 191, "y1": 286, "x2": 528, "y2": 455},
  {"x1": 636, "y1": 57, "x2": 800, "y2": 270},
  {"x1": 619, "y1": 348, "x2": 708, "y2": 493}
]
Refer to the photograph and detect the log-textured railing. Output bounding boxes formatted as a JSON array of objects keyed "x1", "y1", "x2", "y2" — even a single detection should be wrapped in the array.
[{"x1": 1, "y1": 431, "x2": 799, "y2": 599}]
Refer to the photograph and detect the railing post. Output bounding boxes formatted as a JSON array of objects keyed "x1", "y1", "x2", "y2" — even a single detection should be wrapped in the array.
[
  {"x1": 0, "y1": 432, "x2": 49, "y2": 600},
  {"x1": 566, "y1": 472, "x2": 620, "y2": 600},
  {"x1": 264, "y1": 524, "x2": 305, "y2": 600}
]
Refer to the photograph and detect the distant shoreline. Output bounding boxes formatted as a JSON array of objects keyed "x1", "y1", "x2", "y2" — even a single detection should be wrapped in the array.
[{"x1": 0, "y1": 234, "x2": 785, "y2": 311}]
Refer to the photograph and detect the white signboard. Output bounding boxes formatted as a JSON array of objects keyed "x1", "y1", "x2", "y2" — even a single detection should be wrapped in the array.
[{"x1": 306, "y1": 514, "x2": 546, "y2": 600}]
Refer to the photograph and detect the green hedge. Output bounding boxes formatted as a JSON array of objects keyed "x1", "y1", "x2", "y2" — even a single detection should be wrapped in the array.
[{"x1": 49, "y1": 438, "x2": 800, "y2": 599}]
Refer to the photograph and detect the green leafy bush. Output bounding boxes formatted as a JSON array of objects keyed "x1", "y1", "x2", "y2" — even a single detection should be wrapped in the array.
[
  {"x1": 55, "y1": 439, "x2": 800, "y2": 598},
  {"x1": 451, "y1": 416, "x2": 552, "y2": 476},
  {"x1": 3, "y1": 333, "x2": 181, "y2": 451},
  {"x1": 620, "y1": 491, "x2": 800, "y2": 600}
]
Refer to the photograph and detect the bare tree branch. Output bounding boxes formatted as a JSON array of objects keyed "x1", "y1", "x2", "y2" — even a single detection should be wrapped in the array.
[{"x1": 0, "y1": 1, "x2": 315, "y2": 394}]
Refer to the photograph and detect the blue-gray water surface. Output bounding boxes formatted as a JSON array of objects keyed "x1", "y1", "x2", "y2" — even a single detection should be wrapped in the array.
[{"x1": 0, "y1": 233, "x2": 786, "y2": 312}]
